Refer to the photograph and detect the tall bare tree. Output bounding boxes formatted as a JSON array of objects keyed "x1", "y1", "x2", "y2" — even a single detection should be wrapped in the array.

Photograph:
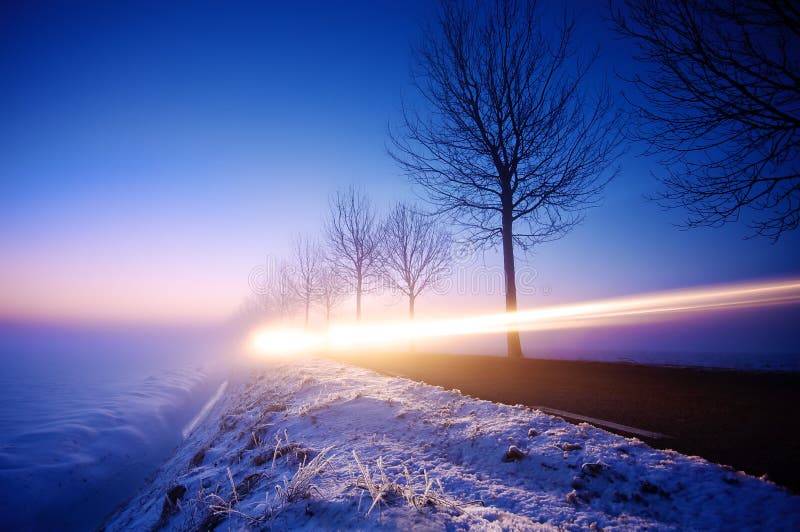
[
  {"x1": 380, "y1": 203, "x2": 452, "y2": 319},
  {"x1": 612, "y1": 0, "x2": 800, "y2": 239},
  {"x1": 324, "y1": 186, "x2": 381, "y2": 320},
  {"x1": 292, "y1": 235, "x2": 321, "y2": 327},
  {"x1": 391, "y1": 0, "x2": 623, "y2": 357}
]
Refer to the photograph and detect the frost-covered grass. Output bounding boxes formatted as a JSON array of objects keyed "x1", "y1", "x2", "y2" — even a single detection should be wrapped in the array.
[{"x1": 104, "y1": 357, "x2": 800, "y2": 530}]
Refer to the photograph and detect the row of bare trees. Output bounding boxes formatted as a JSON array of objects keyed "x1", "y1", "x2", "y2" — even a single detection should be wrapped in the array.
[
  {"x1": 247, "y1": 0, "x2": 797, "y2": 358},
  {"x1": 244, "y1": 187, "x2": 452, "y2": 326},
  {"x1": 389, "y1": 0, "x2": 798, "y2": 357}
]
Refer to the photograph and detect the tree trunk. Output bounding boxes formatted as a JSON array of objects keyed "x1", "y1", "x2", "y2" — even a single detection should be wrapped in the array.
[
  {"x1": 356, "y1": 274, "x2": 362, "y2": 321},
  {"x1": 501, "y1": 202, "x2": 523, "y2": 358},
  {"x1": 306, "y1": 293, "x2": 311, "y2": 329},
  {"x1": 409, "y1": 294, "x2": 416, "y2": 352}
]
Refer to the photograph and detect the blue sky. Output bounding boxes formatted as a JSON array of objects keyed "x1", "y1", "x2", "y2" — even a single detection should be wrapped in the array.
[{"x1": 1, "y1": 1, "x2": 798, "y2": 353}]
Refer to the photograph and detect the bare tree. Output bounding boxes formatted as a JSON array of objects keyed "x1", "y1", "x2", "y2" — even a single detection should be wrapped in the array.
[
  {"x1": 324, "y1": 186, "x2": 381, "y2": 320},
  {"x1": 272, "y1": 259, "x2": 297, "y2": 321},
  {"x1": 292, "y1": 235, "x2": 321, "y2": 327},
  {"x1": 318, "y1": 261, "x2": 347, "y2": 324},
  {"x1": 612, "y1": 0, "x2": 800, "y2": 239},
  {"x1": 390, "y1": 0, "x2": 623, "y2": 357},
  {"x1": 235, "y1": 293, "x2": 273, "y2": 326},
  {"x1": 380, "y1": 203, "x2": 451, "y2": 319}
]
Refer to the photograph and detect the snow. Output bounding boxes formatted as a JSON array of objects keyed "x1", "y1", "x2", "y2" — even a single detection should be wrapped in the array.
[{"x1": 104, "y1": 357, "x2": 800, "y2": 530}]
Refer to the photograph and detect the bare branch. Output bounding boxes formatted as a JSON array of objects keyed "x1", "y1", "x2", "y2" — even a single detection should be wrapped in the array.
[
  {"x1": 612, "y1": 0, "x2": 800, "y2": 239},
  {"x1": 389, "y1": 0, "x2": 623, "y2": 356},
  {"x1": 292, "y1": 235, "x2": 322, "y2": 327},
  {"x1": 323, "y1": 186, "x2": 381, "y2": 320},
  {"x1": 380, "y1": 203, "x2": 452, "y2": 318}
]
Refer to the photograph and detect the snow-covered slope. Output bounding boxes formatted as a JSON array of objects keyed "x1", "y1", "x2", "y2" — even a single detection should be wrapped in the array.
[{"x1": 105, "y1": 357, "x2": 800, "y2": 530}]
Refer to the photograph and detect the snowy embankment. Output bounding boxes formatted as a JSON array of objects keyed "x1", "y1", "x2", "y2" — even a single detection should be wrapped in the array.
[{"x1": 105, "y1": 358, "x2": 799, "y2": 530}]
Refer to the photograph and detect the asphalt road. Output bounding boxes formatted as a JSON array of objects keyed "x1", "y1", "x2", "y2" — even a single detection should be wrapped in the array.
[{"x1": 331, "y1": 352, "x2": 800, "y2": 493}]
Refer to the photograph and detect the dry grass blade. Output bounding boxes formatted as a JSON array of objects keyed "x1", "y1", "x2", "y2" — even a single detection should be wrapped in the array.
[
  {"x1": 226, "y1": 467, "x2": 238, "y2": 505},
  {"x1": 278, "y1": 446, "x2": 335, "y2": 504},
  {"x1": 352, "y1": 451, "x2": 389, "y2": 517}
]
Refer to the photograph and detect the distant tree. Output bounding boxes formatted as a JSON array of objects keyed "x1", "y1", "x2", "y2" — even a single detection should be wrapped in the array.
[
  {"x1": 251, "y1": 291, "x2": 273, "y2": 319},
  {"x1": 324, "y1": 186, "x2": 381, "y2": 320},
  {"x1": 391, "y1": 0, "x2": 623, "y2": 357},
  {"x1": 292, "y1": 235, "x2": 321, "y2": 327},
  {"x1": 272, "y1": 259, "x2": 297, "y2": 321},
  {"x1": 612, "y1": 0, "x2": 800, "y2": 239},
  {"x1": 240, "y1": 258, "x2": 296, "y2": 324},
  {"x1": 380, "y1": 203, "x2": 452, "y2": 319},
  {"x1": 317, "y1": 261, "x2": 347, "y2": 325},
  {"x1": 235, "y1": 293, "x2": 273, "y2": 325}
]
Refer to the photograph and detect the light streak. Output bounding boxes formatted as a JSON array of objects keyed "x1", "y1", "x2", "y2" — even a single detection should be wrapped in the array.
[{"x1": 248, "y1": 278, "x2": 800, "y2": 356}]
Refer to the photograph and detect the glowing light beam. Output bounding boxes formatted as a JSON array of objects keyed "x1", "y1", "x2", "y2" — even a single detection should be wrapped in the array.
[{"x1": 249, "y1": 278, "x2": 800, "y2": 356}]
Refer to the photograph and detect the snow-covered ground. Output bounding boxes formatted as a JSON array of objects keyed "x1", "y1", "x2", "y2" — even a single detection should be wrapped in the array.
[{"x1": 105, "y1": 357, "x2": 800, "y2": 530}]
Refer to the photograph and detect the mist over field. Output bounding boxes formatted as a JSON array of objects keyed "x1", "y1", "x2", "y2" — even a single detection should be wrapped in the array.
[{"x1": 0, "y1": 321, "x2": 233, "y2": 529}]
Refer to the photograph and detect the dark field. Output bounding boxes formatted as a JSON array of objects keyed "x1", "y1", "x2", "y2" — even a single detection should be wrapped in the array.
[{"x1": 331, "y1": 352, "x2": 800, "y2": 493}]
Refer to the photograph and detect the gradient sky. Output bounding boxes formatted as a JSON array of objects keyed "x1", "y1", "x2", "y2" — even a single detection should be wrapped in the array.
[{"x1": 1, "y1": 1, "x2": 799, "y2": 349}]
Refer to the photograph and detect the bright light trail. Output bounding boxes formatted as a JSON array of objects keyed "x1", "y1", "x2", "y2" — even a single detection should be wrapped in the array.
[{"x1": 249, "y1": 278, "x2": 800, "y2": 356}]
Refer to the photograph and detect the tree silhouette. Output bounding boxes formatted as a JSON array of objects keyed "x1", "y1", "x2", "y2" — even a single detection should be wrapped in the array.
[
  {"x1": 292, "y1": 235, "x2": 321, "y2": 327},
  {"x1": 380, "y1": 203, "x2": 451, "y2": 319},
  {"x1": 391, "y1": 0, "x2": 623, "y2": 357},
  {"x1": 317, "y1": 260, "x2": 346, "y2": 325},
  {"x1": 272, "y1": 259, "x2": 297, "y2": 321},
  {"x1": 324, "y1": 186, "x2": 381, "y2": 320},
  {"x1": 612, "y1": 0, "x2": 800, "y2": 239}
]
